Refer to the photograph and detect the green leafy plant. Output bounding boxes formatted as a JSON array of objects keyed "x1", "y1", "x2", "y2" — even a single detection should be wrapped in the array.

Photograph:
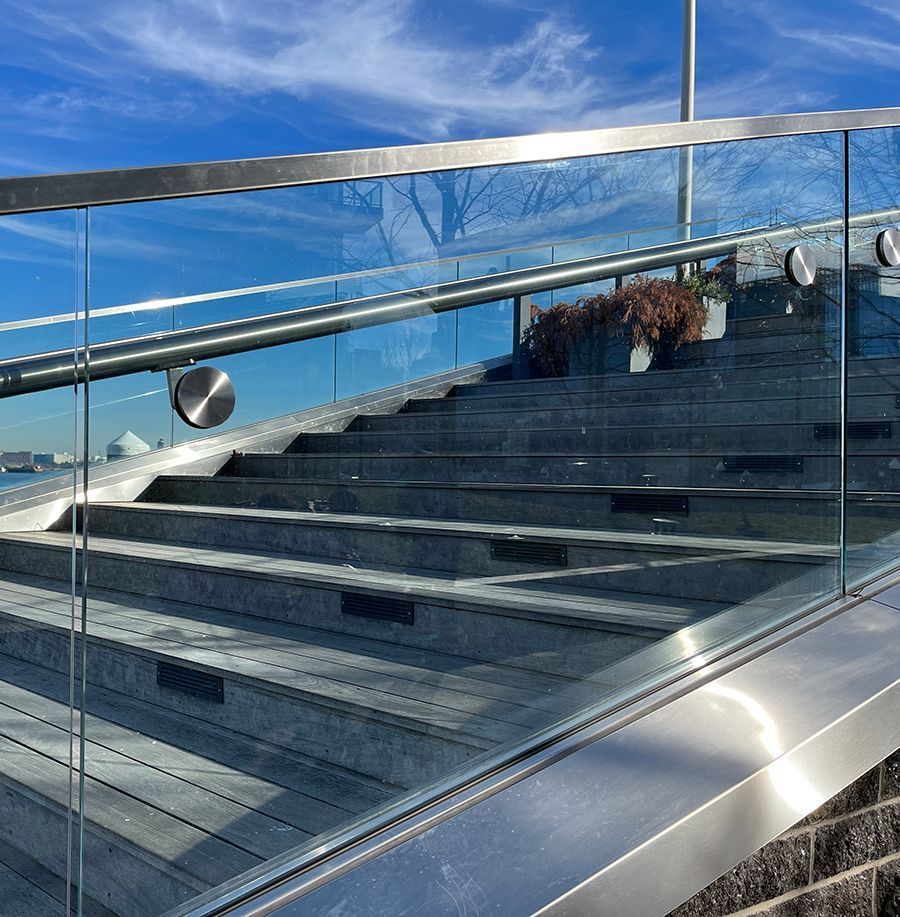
[
  {"x1": 523, "y1": 272, "x2": 728, "y2": 377},
  {"x1": 678, "y1": 269, "x2": 731, "y2": 305}
]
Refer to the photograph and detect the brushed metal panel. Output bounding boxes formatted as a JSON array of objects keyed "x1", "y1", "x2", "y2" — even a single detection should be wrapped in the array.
[{"x1": 213, "y1": 590, "x2": 900, "y2": 917}]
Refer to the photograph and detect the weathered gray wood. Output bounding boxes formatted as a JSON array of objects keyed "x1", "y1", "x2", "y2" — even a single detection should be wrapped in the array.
[
  {"x1": 0, "y1": 835, "x2": 116, "y2": 917},
  {"x1": 86, "y1": 502, "x2": 829, "y2": 606},
  {"x1": 0, "y1": 688, "x2": 312, "y2": 860},
  {"x1": 0, "y1": 731, "x2": 258, "y2": 893},
  {"x1": 0, "y1": 581, "x2": 535, "y2": 744},
  {"x1": 2, "y1": 575, "x2": 584, "y2": 720},
  {"x1": 0, "y1": 860, "x2": 63, "y2": 917},
  {"x1": 0, "y1": 531, "x2": 701, "y2": 632},
  {"x1": 14, "y1": 557, "x2": 575, "y2": 694},
  {"x1": 0, "y1": 650, "x2": 386, "y2": 824}
]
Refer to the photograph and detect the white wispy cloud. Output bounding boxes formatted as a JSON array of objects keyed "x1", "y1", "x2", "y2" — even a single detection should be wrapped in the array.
[
  {"x1": 5, "y1": 0, "x2": 610, "y2": 140},
  {"x1": 1, "y1": 0, "x2": 893, "y2": 177},
  {"x1": 0, "y1": 86, "x2": 201, "y2": 142},
  {"x1": 0, "y1": 212, "x2": 182, "y2": 269},
  {"x1": 774, "y1": 28, "x2": 900, "y2": 71},
  {"x1": 711, "y1": 0, "x2": 900, "y2": 76},
  {"x1": 864, "y1": 1, "x2": 900, "y2": 25}
]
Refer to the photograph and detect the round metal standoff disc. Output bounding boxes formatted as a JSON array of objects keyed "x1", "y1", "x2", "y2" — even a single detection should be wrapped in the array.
[
  {"x1": 876, "y1": 227, "x2": 900, "y2": 268},
  {"x1": 784, "y1": 244, "x2": 817, "y2": 287},
  {"x1": 173, "y1": 366, "x2": 235, "y2": 429}
]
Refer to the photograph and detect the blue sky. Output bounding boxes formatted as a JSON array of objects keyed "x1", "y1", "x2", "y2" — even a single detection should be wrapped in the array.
[
  {"x1": 1, "y1": 0, "x2": 899, "y2": 174},
  {"x1": 0, "y1": 0, "x2": 898, "y2": 455}
]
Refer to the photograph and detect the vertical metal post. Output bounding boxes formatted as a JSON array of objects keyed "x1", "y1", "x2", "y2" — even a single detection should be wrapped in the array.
[
  {"x1": 454, "y1": 259, "x2": 461, "y2": 369},
  {"x1": 839, "y1": 131, "x2": 850, "y2": 595},
  {"x1": 679, "y1": 0, "x2": 696, "y2": 133},
  {"x1": 512, "y1": 294, "x2": 532, "y2": 379},
  {"x1": 66, "y1": 205, "x2": 84, "y2": 917},
  {"x1": 332, "y1": 280, "x2": 339, "y2": 404},
  {"x1": 77, "y1": 207, "x2": 90, "y2": 917},
  {"x1": 676, "y1": 0, "x2": 696, "y2": 244}
]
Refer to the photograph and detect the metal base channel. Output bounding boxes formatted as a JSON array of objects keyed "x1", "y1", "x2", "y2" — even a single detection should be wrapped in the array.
[{"x1": 208, "y1": 572, "x2": 900, "y2": 917}]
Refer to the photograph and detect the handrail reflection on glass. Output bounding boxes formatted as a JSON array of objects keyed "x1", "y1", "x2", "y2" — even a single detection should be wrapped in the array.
[
  {"x1": 0, "y1": 221, "x2": 823, "y2": 399},
  {"x1": 0, "y1": 213, "x2": 750, "y2": 336},
  {"x1": 0, "y1": 204, "x2": 897, "y2": 400}
]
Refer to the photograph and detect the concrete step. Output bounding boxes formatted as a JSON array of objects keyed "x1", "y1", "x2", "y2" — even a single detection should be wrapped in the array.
[
  {"x1": 85, "y1": 502, "x2": 833, "y2": 606},
  {"x1": 143, "y1": 474, "x2": 853, "y2": 543},
  {"x1": 687, "y1": 330, "x2": 833, "y2": 359},
  {"x1": 352, "y1": 394, "x2": 900, "y2": 432},
  {"x1": 456, "y1": 355, "x2": 898, "y2": 398},
  {"x1": 290, "y1": 421, "x2": 898, "y2": 455},
  {"x1": 226, "y1": 450, "x2": 874, "y2": 489},
  {"x1": 0, "y1": 644, "x2": 396, "y2": 916},
  {"x1": 0, "y1": 534, "x2": 703, "y2": 680},
  {"x1": 682, "y1": 348, "x2": 835, "y2": 372},
  {"x1": 723, "y1": 313, "x2": 824, "y2": 333},
  {"x1": 397, "y1": 389, "x2": 898, "y2": 421},
  {"x1": 0, "y1": 570, "x2": 592, "y2": 789},
  {"x1": 456, "y1": 367, "x2": 826, "y2": 399},
  {"x1": 0, "y1": 835, "x2": 113, "y2": 917}
]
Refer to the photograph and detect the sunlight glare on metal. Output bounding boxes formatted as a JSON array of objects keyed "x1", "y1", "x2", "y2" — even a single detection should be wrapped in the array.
[{"x1": 704, "y1": 683, "x2": 823, "y2": 816}]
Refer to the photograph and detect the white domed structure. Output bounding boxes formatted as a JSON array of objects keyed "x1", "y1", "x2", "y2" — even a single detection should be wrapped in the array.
[{"x1": 106, "y1": 430, "x2": 150, "y2": 461}]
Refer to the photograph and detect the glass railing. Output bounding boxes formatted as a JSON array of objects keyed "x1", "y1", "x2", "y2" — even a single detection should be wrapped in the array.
[
  {"x1": 846, "y1": 126, "x2": 900, "y2": 587},
  {"x1": 0, "y1": 112, "x2": 896, "y2": 916},
  {"x1": 0, "y1": 207, "x2": 84, "y2": 917}
]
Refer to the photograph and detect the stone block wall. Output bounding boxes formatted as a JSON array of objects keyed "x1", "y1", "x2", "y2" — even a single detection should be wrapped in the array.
[{"x1": 668, "y1": 749, "x2": 900, "y2": 916}]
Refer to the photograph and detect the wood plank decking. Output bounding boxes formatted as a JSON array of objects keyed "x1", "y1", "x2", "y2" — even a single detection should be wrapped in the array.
[{"x1": 0, "y1": 570, "x2": 590, "y2": 914}]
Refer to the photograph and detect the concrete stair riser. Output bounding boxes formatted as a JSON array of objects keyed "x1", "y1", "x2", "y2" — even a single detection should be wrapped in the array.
[
  {"x1": 85, "y1": 504, "x2": 831, "y2": 606},
  {"x1": 144, "y1": 475, "x2": 851, "y2": 541},
  {"x1": 0, "y1": 613, "x2": 483, "y2": 787},
  {"x1": 0, "y1": 539, "x2": 660, "y2": 680},
  {"x1": 393, "y1": 389, "x2": 896, "y2": 420},
  {"x1": 228, "y1": 451, "x2": 873, "y2": 489},
  {"x1": 455, "y1": 356, "x2": 898, "y2": 398},
  {"x1": 455, "y1": 365, "x2": 828, "y2": 398},
  {"x1": 0, "y1": 767, "x2": 205, "y2": 917},
  {"x1": 289, "y1": 423, "x2": 899, "y2": 455},
  {"x1": 691, "y1": 335, "x2": 833, "y2": 358}
]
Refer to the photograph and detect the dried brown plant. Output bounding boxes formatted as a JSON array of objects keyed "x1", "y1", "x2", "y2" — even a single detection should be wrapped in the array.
[{"x1": 523, "y1": 274, "x2": 712, "y2": 376}]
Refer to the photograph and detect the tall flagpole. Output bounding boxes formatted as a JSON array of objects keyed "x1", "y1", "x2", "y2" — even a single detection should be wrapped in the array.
[{"x1": 677, "y1": 0, "x2": 696, "y2": 245}]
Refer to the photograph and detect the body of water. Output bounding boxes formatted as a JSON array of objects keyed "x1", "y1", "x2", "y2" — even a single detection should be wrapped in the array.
[{"x1": 0, "y1": 470, "x2": 68, "y2": 492}]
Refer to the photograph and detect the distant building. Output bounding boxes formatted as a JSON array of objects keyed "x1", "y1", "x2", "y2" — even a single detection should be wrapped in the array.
[
  {"x1": 107, "y1": 431, "x2": 150, "y2": 461},
  {"x1": 34, "y1": 452, "x2": 75, "y2": 466},
  {"x1": 0, "y1": 450, "x2": 33, "y2": 466}
]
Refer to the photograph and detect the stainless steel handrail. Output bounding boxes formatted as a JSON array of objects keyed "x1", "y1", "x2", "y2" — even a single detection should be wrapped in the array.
[
  {"x1": 0, "y1": 200, "x2": 895, "y2": 400},
  {"x1": 0, "y1": 224, "x2": 794, "y2": 399},
  {"x1": 1, "y1": 108, "x2": 899, "y2": 214}
]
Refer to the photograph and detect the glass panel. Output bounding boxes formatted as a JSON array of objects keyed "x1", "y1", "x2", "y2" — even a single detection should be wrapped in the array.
[
  {"x1": 335, "y1": 311, "x2": 456, "y2": 399},
  {"x1": 69, "y1": 134, "x2": 853, "y2": 914},
  {"x1": 0, "y1": 210, "x2": 83, "y2": 912},
  {"x1": 513, "y1": 136, "x2": 845, "y2": 654},
  {"x1": 846, "y1": 126, "x2": 900, "y2": 587}
]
